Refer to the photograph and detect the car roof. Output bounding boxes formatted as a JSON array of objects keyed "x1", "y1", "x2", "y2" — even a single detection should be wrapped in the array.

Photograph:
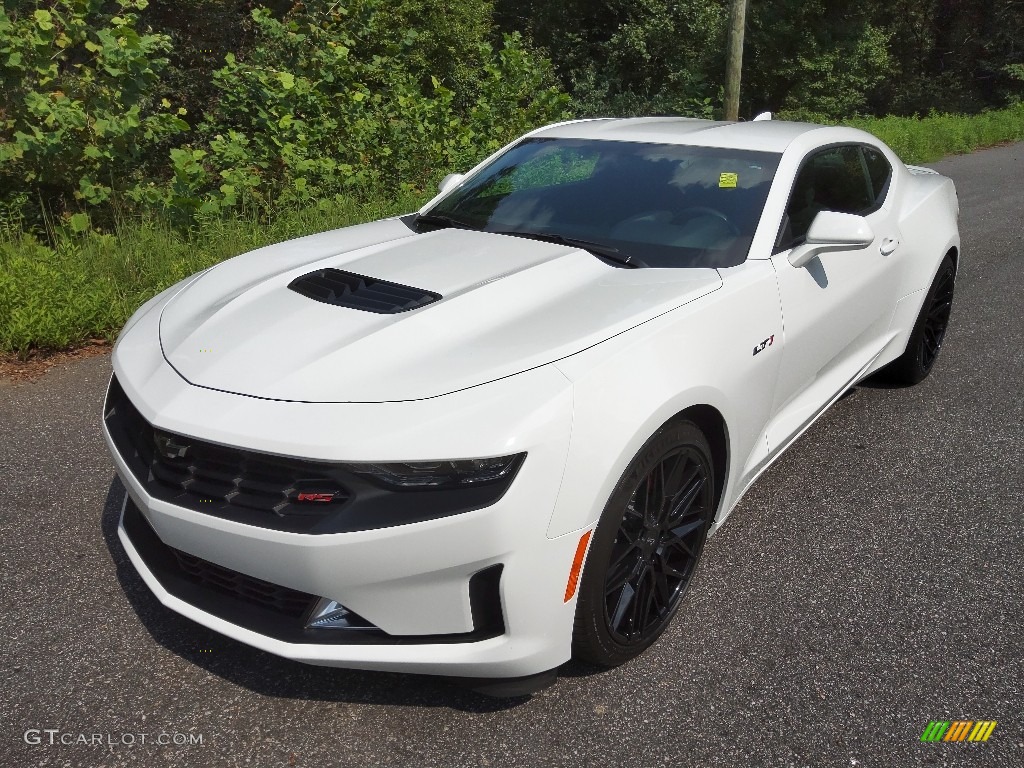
[{"x1": 532, "y1": 117, "x2": 826, "y2": 154}]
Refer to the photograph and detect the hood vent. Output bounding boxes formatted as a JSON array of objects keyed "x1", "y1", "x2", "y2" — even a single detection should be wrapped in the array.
[{"x1": 288, "y1": 268, "x2": 441, "y2": 314}]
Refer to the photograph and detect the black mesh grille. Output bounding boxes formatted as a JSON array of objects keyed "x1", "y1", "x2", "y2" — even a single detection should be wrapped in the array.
[
  {"x1": 104, "y1": 376, "x2": 350, "y2": 533},
  {"x1": 120, "y1": 499, "x2": 507, "y2": 645},
  {"x1": 171, "y1": 549, "x2": 314, "y2": 618},
  {"x1": 288, "y1": 268, "x2": 441, "y2": 313},
  {"x1": 105, "y1": 376, "x2": 523, "y2": 535}
]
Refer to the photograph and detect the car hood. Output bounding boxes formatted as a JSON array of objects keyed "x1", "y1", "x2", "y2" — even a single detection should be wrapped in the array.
[{"x1": 159, "y1": 220, "x2": 722, "y2": 402}]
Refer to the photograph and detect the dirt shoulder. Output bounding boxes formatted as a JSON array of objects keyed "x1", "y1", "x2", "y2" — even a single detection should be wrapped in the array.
[{"x1": 0, "y1": 341, "x2": 111, "y2": 384}]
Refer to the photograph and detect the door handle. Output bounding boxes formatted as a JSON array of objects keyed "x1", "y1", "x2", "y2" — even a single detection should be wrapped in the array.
[{"x1": 880, "y1": 237, "x2": 900, "y2": 256}]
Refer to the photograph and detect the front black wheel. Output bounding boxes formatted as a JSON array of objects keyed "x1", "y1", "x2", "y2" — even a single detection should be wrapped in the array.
[
  {"x1": 882, "y1": 255, "x2": 956, "y2": 385},
  {"x1": 572, "y1": 421, "x2": 714, "y2": 667}
]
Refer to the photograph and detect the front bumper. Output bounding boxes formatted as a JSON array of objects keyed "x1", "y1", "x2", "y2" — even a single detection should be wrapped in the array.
[{"x1": 105, "y1": 360, "x2": 584, "y2": 678}]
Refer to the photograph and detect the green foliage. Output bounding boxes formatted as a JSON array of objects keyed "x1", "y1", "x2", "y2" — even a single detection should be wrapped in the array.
[
  {"x1": 495, "y1": 0, "x2": 722, "y2": 118},
  {"x1": 784, "y1": 23, "x2": 892, "y2": 120},
  {"x1": 848, "y1": 104, "x2": 1024, "y2": 164},
  {"x1": 745, "y1": 2, "x2": 893, "y2": 121},
  {"x1": 0, "y1": 0, "x2": 188, "y2": 221},
  {"x1": 0, "y1": 189, "x2": 427, "y2": 357},
  {"x1": 131, "y1": 1, "x2": 567, "y2": 218},
  {"x1": 1006, "y1": 65, "x2": 1024, "y2": 104},
  {"x1": 139, "y1": 1, "x2": 256, "y2": 126},
  {"x1": 868, "y1": 0, "x2": 1024, "y2": 114},
  {"x1": 499, "y1": 0, "x2": 1024, "y2": 120},
  {"x1": 0, "y1": 230, "x2": 121, "y2": 355},
  {"x1": 0, "y1": 0, "x2": 566, "y2": 227},
  {"x1": 4, "y1": 0, "x2": 1024, "y2": 357}
]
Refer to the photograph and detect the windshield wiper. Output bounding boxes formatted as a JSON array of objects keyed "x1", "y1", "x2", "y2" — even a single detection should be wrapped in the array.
[
  {"x1": 412, "y1": 212, "x2": 475, "y2": 232},
  {"x1": 495, "y1": 229, "x2": 646, "y2": 269}
]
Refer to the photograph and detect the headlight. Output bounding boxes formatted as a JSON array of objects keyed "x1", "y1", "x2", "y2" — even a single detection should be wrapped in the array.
[{"x1": 348, "y1": 454, "x2": 525, "y2": 488}]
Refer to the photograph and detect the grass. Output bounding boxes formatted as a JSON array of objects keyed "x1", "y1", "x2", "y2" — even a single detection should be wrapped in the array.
[
  {"x1": 0, "y1": 191, "x2": 428, "y2": 358},
  {"x1": 3, "y1": 103, "x2": 1023, "y2": 359},
  {"x1": 851, "y1": 103, "x2": 1024, "y2": 164}
]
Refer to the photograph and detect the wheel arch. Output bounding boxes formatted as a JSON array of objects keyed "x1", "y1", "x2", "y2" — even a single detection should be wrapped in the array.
[
  {"x1": 668, "y1": 404, "x2": 729, "y2": 520},
  {"x1": 547, "y1": 393, "x2": 735, "y2": 541}
]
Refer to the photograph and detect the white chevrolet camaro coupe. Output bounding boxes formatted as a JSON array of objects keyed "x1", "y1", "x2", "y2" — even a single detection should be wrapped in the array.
[{"x1": 104, "y1": 117, "x2": 959, "y2": 695}]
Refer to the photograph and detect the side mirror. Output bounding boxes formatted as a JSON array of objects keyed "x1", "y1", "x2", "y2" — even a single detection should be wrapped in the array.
[
  {"x1": 438, "y1": 172, "x2": 465, "y2": 195},
  {"x1": 788, "y1": 211, "x2": 874, "y2": 268}
]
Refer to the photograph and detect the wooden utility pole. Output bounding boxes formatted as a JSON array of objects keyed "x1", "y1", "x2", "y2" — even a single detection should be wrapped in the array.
[{"x1": 724, "y1": 0, "x2": 749, "y2": 121}]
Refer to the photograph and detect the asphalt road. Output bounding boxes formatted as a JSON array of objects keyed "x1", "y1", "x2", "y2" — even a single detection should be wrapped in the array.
[{"x1": 2, "y1": 142, "x2": 1022, "y2": 768}]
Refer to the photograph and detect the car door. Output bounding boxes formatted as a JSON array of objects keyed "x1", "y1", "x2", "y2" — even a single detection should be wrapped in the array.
[{"x1": 766, "y1": 144, "x2": 900, "y2": 452}]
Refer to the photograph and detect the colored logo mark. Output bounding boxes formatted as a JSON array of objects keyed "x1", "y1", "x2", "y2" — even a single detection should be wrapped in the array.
[{"x1": 921, "y1": 720, "x2": 997, "y2": 742}]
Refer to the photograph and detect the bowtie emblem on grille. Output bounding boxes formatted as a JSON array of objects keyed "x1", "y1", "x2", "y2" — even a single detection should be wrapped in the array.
[{"x1": 154, "y1": 433, "x2": 190, "y2": 460}]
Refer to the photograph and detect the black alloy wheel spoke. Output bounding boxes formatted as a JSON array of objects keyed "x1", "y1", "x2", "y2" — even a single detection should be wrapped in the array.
[
  {"x1": 630, "y1": 573, "x2": 655, "y2": 638},
  {"x1": 623, "y1": 500, "x2": 644, "y2": 524},
  {"x1": 661, "y1": 520, "x2": 703, "y2": 562},
  {"x1": 920, "y1": 267, "x2": 954, "y2": 370},
  {"x1": 627, "y1": 570, "x2": 650, "y2": 634},
  {"x1": 649, "y1": 462, "x2": 667, "y2": 526},
  {"x1": 653, "y1": 564, "x2": 674, "y2": 605},
  {"x1": 639, "y1": 472, "x2": 657, "y2": 525},
  {"x1": 664, "y1": 473, "x2": 705, "y2": 527},
  {"x1": 658, "y1": 454, "x2": 689, "y2": 518},
  {"x1": 609, "y1": 582, "x2": 636, "y2": 632},
  {"x1": 655, "y1": 554, "x2": 690, "y2": 581},
  {"x1": 667, "y1": 516, "x2": 705, "y2": 542},
  {"x1": 663, "y1": 535, "x2": 698, "y2": 560},
  {"x1": 643, "y1": 567, "x2": 662, "y2": 624},
  {"x1": 604, "y1": 547, "x2": 642, "y2": 593},
  {"x1": 603, "y1": 445, "x2": 711, "y2": 644}
]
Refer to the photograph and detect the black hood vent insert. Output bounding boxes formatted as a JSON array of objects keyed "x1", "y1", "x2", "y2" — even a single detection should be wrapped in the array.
[{"x1": 288, "y1": 268, "x2": 441, "y2": 314}]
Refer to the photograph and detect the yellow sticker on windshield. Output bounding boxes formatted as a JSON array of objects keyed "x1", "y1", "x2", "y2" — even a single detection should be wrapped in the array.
[{"x1": 719, "y1": 172, "x2": 738, "y2": 188}]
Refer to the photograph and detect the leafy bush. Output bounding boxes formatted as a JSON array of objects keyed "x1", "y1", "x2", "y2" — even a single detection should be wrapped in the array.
[
  {"x1": 495, "y1": 0, "x2": 723, "y2": 119},
  {"x1": 0, "y1": 189, "x2": 427, "y2": 357},
  {"x1": 133, "y1": 0, "x2": 568, "y2": 219},
  {"x1": 850, "y1": 104, "x2": 1024, "y2": 163},
  {"x1": 0, "y1": 0, "x2": 188, "y2": 221},
  {"x1": 743, "y1": 2, "x2": 895, "y2": 122},
  {"x1": 4, "y1": 0, "x2": 1023, "y2": 358},
  {"x1": 0, "y1": 0, "x2": 567, "y2": 227}
]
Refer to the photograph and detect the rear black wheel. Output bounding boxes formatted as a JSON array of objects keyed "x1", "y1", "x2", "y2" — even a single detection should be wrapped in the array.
[
  {"x1": 882, "y1": 255, "x2": 956, "y2": 385},
  {"x1": 572, "y1": 421, "x2": 714, "y2": 667}
]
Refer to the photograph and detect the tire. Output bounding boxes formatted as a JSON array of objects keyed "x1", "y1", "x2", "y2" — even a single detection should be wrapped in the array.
[
  {"x1": 881, "y1": 254, "x2": 956, "y2": 385},
  {"x1": 572, "y1": 420, "x2": 715, "y2": 668}
]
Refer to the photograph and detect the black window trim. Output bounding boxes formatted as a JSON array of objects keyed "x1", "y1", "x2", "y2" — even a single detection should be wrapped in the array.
[
  {"x1": 861, "y1": 144, "x2": 893, "y2": 209},
  {"x1": 773, "y1": 141, "x2": 893, "y2": 254}
]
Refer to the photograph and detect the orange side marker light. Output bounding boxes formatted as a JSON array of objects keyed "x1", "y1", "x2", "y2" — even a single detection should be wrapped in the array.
[{"x1": 563, "y1": 530, "x2": 593, "y2": 603}]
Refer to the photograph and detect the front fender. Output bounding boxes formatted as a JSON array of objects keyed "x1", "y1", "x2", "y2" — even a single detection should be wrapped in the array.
[{"x1": 547, "y1": 259, "x2": 782, "y2": 539}]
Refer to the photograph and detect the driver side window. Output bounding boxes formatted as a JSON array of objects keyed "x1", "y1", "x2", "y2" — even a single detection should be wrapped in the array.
[{"x1": 777, "y1": 145, "x2": 875, "y2": 250}]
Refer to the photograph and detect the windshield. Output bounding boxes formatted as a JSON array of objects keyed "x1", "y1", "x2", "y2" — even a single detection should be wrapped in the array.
[{"x1": 425, "y1": 138, "x2": 781, "y2": 268}]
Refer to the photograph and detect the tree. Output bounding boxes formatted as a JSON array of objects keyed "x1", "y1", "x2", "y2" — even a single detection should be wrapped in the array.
[
  {"x1": 724, "y1": 0, "x2": 748, "y2": 120},
  {"x1": 743, "y1": 0, "x2": 891, "y2": 120},
  {"x1": 493, "y1": 0, "x2": 725, "y2": 117}
]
